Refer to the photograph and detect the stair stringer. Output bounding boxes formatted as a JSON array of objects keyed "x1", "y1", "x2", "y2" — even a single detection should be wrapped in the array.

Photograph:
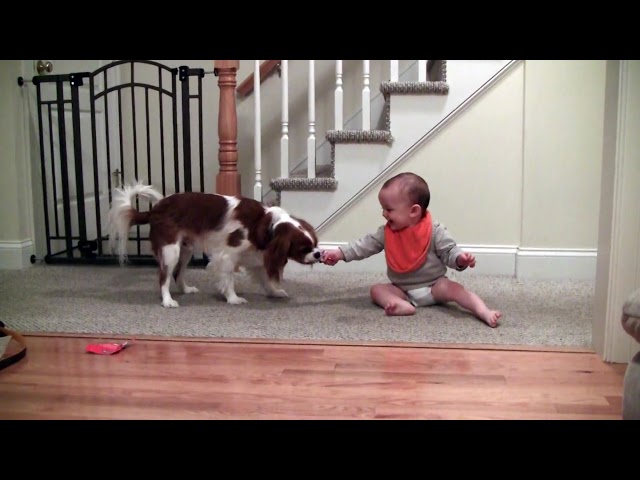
[{"x1": 278, "y1": 60, "x2": 517, "y2": 230}]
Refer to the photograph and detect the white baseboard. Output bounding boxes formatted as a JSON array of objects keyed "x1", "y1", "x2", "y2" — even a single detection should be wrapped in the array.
[
  {"x1": 286, "y1": 243, "x2": 597, "y2": 280},
  {"x1": 0, "y1": 239, "x2": 596, "y2": 279},
  {"x1": 515, "y1": 247, "x2": 597, "y2": 280},
  {"x1": 0, "y1": 240, "x2": 34, "y2": 270}
]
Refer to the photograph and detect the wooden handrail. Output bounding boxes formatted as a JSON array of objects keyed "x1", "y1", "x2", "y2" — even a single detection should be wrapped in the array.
[{"x1": 236, "y1": 60, "x2": 281, "y2": 98}]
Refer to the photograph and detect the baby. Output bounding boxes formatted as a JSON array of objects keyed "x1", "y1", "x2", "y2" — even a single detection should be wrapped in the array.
[{"x1": 322, "y1": 172, "x2": 502, "y2": 327}]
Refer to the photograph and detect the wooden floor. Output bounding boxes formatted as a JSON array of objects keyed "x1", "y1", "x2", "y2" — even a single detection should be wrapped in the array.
[{"x1": 0, "y1": 334, "x2": 627, "y2": 420}]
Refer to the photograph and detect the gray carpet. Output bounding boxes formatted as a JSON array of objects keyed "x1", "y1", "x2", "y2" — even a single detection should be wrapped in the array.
[{"x1": 0, "y1": 265, "x2": 593, "y2": 347}]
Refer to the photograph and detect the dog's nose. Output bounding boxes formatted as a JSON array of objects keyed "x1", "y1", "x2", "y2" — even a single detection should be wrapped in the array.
[{"x1": 313, "y1": 251, "x2": 321, "y2": 259}]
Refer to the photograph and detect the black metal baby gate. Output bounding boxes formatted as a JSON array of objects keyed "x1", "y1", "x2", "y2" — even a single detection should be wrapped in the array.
[{"x1": 29, "y1": 60, "x2": 209, "y2": 266}]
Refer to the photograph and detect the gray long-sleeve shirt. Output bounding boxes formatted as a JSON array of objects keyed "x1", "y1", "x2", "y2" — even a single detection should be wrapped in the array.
[{"x1": 339, "y1": 218, "x2": 467, "y2": 292}]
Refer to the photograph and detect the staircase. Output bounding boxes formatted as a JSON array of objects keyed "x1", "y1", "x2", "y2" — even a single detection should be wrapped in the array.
[{"x1": 243, "y1": 60, "x2": 515, "y2": 231}]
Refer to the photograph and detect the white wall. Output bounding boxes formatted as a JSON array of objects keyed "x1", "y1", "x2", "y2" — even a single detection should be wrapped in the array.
[
  {"x1": 521, "y1": 61, "x2": 605, "y2": 248},
  {"x1": 0, "y1": 60, "x2": 33, "y2": 268},
  {"x1": 321, "y1": 61, "x2": 524, "y2": 246},
  {"x1": 593, "y1": 60, "x2": 640, "y2": 363},
  {"x1": 315, "y1": 60, "x2": 606, "y2": 280},
  {"x1": 0, "y1": 60, "x2": 607, "y2": 274},
  {"x1": 0, "y1": 61, "x2": 26, "y2": 241}
]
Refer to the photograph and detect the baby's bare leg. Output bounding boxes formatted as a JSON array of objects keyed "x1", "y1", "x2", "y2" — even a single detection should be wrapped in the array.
[
  {"x1": 431, "y1": 277, "x2": 502, "y2": 327},
  {"x1": 370, "y1": 283, "x2": 416, "y2": 316}
]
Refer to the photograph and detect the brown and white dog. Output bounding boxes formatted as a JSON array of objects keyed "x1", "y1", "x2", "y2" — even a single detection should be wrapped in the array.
[{"x1": 107, "y1": 182, "x2": 321, "y2": 307}]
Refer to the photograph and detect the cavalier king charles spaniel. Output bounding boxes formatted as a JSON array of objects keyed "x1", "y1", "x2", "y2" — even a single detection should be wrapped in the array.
[{"x1": 107, "y1": 182, "x2": 321, "y2": 307}]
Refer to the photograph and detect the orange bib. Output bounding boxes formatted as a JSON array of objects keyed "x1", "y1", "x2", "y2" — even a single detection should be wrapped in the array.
[{"x1": 384, "y1": 211, "x2": 432, "y2": 273}]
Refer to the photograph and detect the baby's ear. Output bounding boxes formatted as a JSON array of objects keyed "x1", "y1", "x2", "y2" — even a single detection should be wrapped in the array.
[{"x1": 410, "y1": 204, "x2": 422, "y2": 216}]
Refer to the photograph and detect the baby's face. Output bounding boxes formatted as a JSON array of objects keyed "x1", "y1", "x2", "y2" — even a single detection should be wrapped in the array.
[{"x1": 378, "y1": 185, "x2": 415, "y2": 231}]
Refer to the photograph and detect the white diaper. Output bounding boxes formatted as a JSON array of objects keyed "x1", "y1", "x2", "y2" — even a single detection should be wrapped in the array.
[{"x1": 406, "y1": 286, "x2": 437, "y2": 307}]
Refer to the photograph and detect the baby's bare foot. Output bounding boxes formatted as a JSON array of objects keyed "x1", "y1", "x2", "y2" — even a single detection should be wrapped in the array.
[
  {"x1": 479, "y1": 309, "x2": 502, "y2": 328},
  {"x1": 384, "y1": 300, "x2": 416, "y2": 316}
]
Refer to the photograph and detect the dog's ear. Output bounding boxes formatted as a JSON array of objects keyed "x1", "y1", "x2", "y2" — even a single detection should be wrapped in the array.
[
  {"x1": 264, "y1": 232, "x2": 290, "y2": 282},
  {"x1": 294, "y1": 217, "x2": 318, "y2": 245},
  {"x1": 253, "y1": 212, "x2": 273, "y2": 250}
]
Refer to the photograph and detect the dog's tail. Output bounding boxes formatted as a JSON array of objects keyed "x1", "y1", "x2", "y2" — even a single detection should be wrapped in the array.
[{"x1": 107, "y1": 181, "x2": 164, "y2": 264}]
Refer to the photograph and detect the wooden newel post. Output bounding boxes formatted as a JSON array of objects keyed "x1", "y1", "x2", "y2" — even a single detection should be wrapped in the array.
[{"x1": 214, "y1": 60, "x2": 241, "y2": 196}]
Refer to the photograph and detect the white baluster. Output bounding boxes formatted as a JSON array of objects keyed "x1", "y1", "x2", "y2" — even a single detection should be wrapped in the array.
[
  {"x1": 335, "y1": 60, "x2": 343, "y2": 130},
  {"x1": 307, "y1": 60, "x2": 316, "y2": 179},
  {"x1": 418, "y1": 60, "x2": 427, "y2": 82},
  {"x1": 362, "y1": 60, "x2": 370, "y2": 130},
  {"x1": 280, "y1": 60, "x2": 289, "y2": 179},
  {"x1": 390, "y1": 60, "x2": 399, "y2": 82},
  {"x1": 253, "y1": 60, "x2": 262, "y2": 201}
]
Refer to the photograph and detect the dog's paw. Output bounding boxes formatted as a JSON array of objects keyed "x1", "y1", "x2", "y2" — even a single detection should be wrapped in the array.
[
  {"x1": 268, "y1": 289, "x2": 289, "y2": 298},
  {"x1": 162, "y1": 298, "x2": 179, "y2": 308},
  {"x1": 227, "y1": 295, "x2": 248, "y2": 305},
  {"x1": 182, "y1": 286, "x2": 199, "y2": 294}
]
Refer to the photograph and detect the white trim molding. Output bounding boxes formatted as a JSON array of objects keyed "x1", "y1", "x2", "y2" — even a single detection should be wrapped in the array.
[
  {"x1": 0, "y1": 240, "x2": 34, "y2": 270},
  {"x1": 288, "y1": 242, "x2": 597, "y2": 280},
  {"x1": 457, "y1": 245, "x2": 518, "y2": 277},
  {"x1": 594, "y1": 60, "x2": 640, "y2": 363},
  {"x1": 516, "y1": 248, "x2": 598, "y2": 280}
]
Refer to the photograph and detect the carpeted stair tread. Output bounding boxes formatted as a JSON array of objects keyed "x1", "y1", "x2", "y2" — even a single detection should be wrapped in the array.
[
  {"x1": 380, "y1": 80, "x2": 449, "y2": 96},
  {"x1": 326, "y1": 129, "x2": 393, "y2": 144},
  {"x1": 270, "y1": 176, "x2": 338, "y2": 192}
]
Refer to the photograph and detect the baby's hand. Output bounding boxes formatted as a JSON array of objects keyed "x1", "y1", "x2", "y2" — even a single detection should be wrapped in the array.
[
  {"x1": 321, "y1": 249, "x2": 344, "y2": 266},
  {"x1": 456, "y1": 252, "x2": 476, "y2": 269}
]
